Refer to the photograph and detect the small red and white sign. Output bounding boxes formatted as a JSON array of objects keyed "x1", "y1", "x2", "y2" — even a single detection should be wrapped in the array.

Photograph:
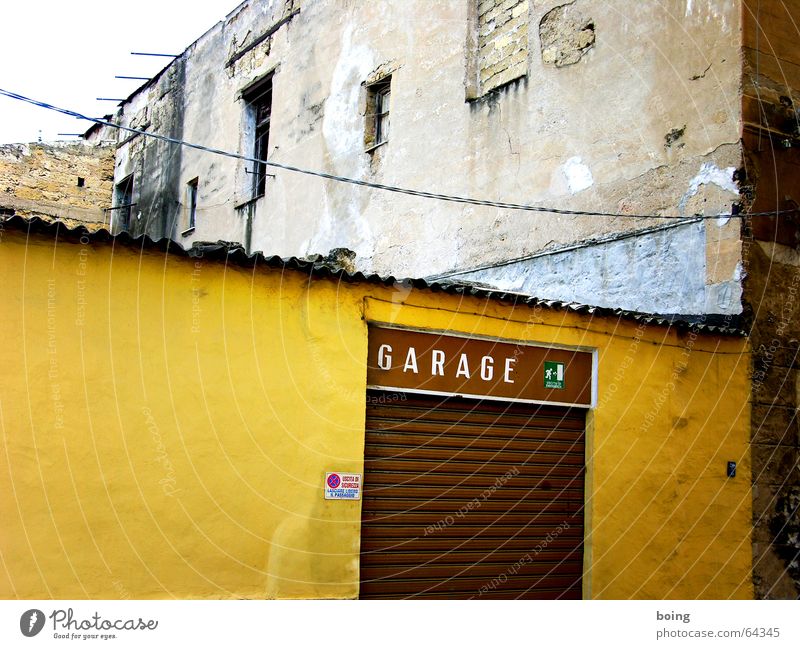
[{"x1": 324, "y1": 472, "x2": 361, "y2": 500}]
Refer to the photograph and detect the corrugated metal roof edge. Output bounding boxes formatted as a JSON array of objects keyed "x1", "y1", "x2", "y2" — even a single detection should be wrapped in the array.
[{"x1": 1, "y1": 214, "x2": 747, "y2": 337}]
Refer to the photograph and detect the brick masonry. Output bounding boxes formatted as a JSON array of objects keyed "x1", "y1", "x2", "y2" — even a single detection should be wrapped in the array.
[{"x1": 477, "y1": 0, "x2": 529, "y2": 93}]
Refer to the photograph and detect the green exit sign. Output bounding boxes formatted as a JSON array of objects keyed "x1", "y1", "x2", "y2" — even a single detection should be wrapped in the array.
[{"x1": 544, "y1": 361, "x2": 565, "y2": 389}]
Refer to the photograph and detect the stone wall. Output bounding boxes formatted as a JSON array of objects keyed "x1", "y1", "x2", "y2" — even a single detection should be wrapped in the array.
[
  {"x1": 0, "y1": 142, "x2": 114, "y2": 229},
  {"x1": 742, "y1": 0, "x2": 800, "y2": 599},
  {"x1": 539, "y1": 2, "x2": 595, "y2": 68},
  {"x1": 476, "y1": 0, "x2": 529, "y2": 94}
]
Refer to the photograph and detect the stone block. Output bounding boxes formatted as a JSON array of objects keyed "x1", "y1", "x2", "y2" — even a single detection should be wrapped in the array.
[
  {"x1": 752, "y1": 444, "x2": 800, "y2": 486},
  {"x1": 752, "y1": 404, "x2": 800, "y2": 446}
]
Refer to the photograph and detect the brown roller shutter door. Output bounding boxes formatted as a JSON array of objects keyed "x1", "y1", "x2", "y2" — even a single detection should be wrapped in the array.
[{"x1": 360, "y1": 390, "x2": 586, "y2": 599}]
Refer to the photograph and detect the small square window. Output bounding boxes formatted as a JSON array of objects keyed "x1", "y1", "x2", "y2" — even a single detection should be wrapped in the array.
[
  {"x1": 365, "y1": 76, "x2": 391, "y2": 151},
  {"x1": 77, "y1": 177, "x2": 85, "y2": 188}
]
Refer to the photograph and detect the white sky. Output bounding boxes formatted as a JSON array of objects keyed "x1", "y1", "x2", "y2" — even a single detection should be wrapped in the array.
[{"x1": 0, "y1": 0, "x2": 239, "y2": 144}]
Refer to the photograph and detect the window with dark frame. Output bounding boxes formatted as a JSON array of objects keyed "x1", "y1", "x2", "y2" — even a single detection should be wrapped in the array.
[
  {"x1": 187, "y1": 177, "x2": 199, "y2": 230},
  {"x1": 244, "y1": 76, "x2": 273, "y2": 199},
  {"x1": 115, "y1": 174, "x2": 134, "y2": 231},
  {"x1": 366, "y1": 76, "x2": 391, "y2": 151}
]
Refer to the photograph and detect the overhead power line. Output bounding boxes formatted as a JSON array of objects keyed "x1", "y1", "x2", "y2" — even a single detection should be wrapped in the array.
[
  {"x1": 130, "y1": 52, "x2": 180, "y2": 58},
  {"x1": 0, "y1": 87, "x2": 795, "y2": 221},
  {"x1": 428, "y1": 216, "x2": 706, "y2": 280}
]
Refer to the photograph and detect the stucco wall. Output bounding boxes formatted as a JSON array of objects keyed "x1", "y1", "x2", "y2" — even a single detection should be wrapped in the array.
[
  {"x1": 109, "y1": 0, "x2": 744, "y2": 315},
  {"x1": 0, "y1": 226, "x2": 366, "y2": 599},
  {"x1": 456, "y1": 219, "x2": 743, "y2": 315},
  {"x1": 0, "y1": 224, "x2": 751, "y2": 598}
]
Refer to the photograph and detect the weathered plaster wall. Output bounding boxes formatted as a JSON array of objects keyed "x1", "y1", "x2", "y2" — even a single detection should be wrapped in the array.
[
  {"x1": 112, "y1": 60, "x2": 187, "y2": 238},
  {"x1": 458, "y1": 219, "x2": 742, "y2": 315},
  {"x1": 742, "y1": 0, "x2": 800, "y2": 600},
  {"x1": 110, "y1": 0, "x2": 744, "y2": 315},
  {"x1": 0, "y1": 223, "x2": 752, "y2": 599},
  {"x1": 0, "y1": 142, "x2": 114, "y2": 229}
]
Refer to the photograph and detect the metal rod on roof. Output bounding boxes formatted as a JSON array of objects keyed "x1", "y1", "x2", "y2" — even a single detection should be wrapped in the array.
[
  {"x1": 96, "y1": 98, "x2": 125, "y2": 102},
  {"x1": 57, "y1": 133, "x2": 83, "y2": 136},
  {"x1": 130, "y1": 52, "x2": 179, "y2": 57},
  {"x1": 104, "y1": 203, "x2": 138, "y2": 211},
  {"x1": 115, "y1": 76, "x2": 151, "y2": 80}
]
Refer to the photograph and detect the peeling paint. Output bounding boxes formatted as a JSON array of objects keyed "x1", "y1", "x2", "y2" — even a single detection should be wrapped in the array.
[
  {"x1": 680, "y1": 161, "x2": 738, "y2": 217},
  {"x1": 562, "y1": 156, "x2": 594, "y2": 194},
  {"x1": 689, "y1": 162, "x2": 738, "y2": 195},
  {"x1": 322, "y1": 23, "x2": 374, "y2": 166}
]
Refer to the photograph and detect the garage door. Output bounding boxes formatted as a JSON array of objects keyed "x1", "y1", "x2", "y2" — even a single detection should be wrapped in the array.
[{"x1": 360, "y1": 390, "x2": 586, "y2": 599}]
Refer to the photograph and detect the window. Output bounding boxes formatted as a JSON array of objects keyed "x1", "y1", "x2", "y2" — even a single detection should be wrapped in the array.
[
  {"x1": 186, "y1": 177, "x2": 199, "y2": 231},
  {"x1": 244, "y1": 76, "x2": 273, "y2": 199},
  {"x1": 114, "y1": 174, "x2": 134, "y2": 230},
  {"x1": 365, "y1": 76, "x2": 391, "y2": 150}
]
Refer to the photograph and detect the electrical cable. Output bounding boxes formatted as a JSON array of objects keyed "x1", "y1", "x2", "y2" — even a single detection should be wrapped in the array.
[
  {"x1": 1, "y1": 87, "x2": 796, "y2": 221},
  {"x1": 427, "y1": 216, "x2": 705, "y2": 280}
]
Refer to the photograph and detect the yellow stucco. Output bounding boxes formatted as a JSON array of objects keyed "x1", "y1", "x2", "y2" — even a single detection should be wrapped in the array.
[{"x1": 0, "y1": 228, "x2": 752, "y2": 599}]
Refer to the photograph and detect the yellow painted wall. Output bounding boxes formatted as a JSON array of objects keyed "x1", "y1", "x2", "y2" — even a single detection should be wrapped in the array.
[{"x1": 0, "y1": 228, "x2": 752, "y2": 599}]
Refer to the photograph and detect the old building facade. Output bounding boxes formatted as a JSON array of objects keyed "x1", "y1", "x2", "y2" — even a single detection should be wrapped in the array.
[
  {"x1": 108, "y1": 0, "x2": 745, "y2": 316},
  {"x1": 0, "y1": 0, "x2": 796, "y2": 598}
]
